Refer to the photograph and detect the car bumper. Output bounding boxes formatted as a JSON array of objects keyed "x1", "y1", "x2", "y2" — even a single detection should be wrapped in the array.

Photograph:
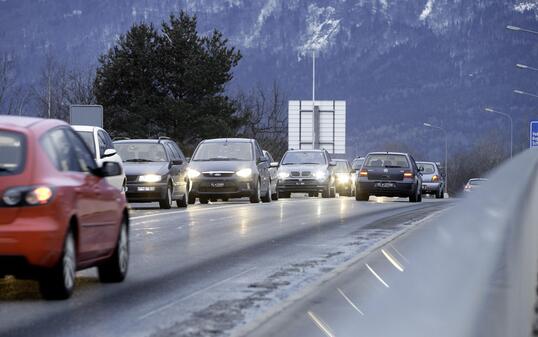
[
  {"x1": 125, "y1": 182, "x2": 168, "y2": 202},
  {"x1": 190, "y1": 178, "x2": 255, "y2": 198},
  {"x1": 277, "y1": 179, "x2": 328, "y2": 193},
  {"x1": 0, "y1": 210, "x2": 66, "y2": 276},
  {"x1": 357, "y1": 180, "x2": 416, "y2": 197},
  {"x1": 422, "y1": 182, "x2": 441, "y2": 193}
]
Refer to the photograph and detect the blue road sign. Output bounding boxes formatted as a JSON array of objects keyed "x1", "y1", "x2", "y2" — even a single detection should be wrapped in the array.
[{"x1": 531, "y1": 121, "x2": 538, "y2": 148}]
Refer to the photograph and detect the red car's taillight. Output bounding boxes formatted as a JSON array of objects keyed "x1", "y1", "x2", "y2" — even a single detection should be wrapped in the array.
[
  {"x1": 359, "y1": 169, "x2": 368, "y2": 177},
  {"x1": 2, "y1": 186, "x2": 55, "y2": 207},
  {"x1": 403, "y1": 171, "x2": 414, "y2": 179}
]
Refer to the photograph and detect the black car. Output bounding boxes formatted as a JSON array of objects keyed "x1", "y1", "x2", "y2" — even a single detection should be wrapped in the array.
[
  {"x1": 276, "y1": 149, "x2": 337, "y2": 198},
  {"x1": 333, "y1": 159, "x2": 355, "y2": 196},
  {"x1": 355, "y1": 152, "x2": 423, "y2": 202},
  {"x1": 187, "y1": 138, "x2": 272, "y2": 204},
  {"x1": 114, "y1": 137, "x2": 189, "y2": 209}
]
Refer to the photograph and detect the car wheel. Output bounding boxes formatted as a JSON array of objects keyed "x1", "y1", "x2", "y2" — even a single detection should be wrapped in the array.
[
  {"x1": 322, "y1": 188, "x2": 330, "y2": 198},
  {"x1": 329, "y1": 186, "x2": 336, "y2": 198},
  {"x1": 39, "y1": 230, "x2": 76, "y2": 300},
  {"x1": 98, "y1": 217, "x2": 129, "y2": 283},
  {"x1": 199, "y1": 197, "x2": 209, "y2": 204},
  {"x1": 222, "y1": 197, "x2": 229, "y2": 202},
  {"x1": 271, "y1": 189, "x2": 279, "y2": 201},
  {"x1": 356, "y1": 193, "x2": 369, "y2": 201},
  {"x1": 188, "y1": 194, "x2": 196, "y2": 204},
  {"x1": 159, "y1": 184, "x2": 173, "y2": 209},
  {"x1": 210, "y1": 197, "x2": 218, "y2": 202},
  {"x1": 261, "y1": 182, "x2": 271, "y2": 203},
  {"x1": 409, "y1": 188, "x2": 419, "y2": 202},
  {"x1": 308, "y1": 192, "x2": 317, "y2": 197},
  {"x1": 250, "y1": 180, "x2": 261, "y2": 203},
  {"x1": 177, "y1": 190, "x2": 188, "y2": 208},
  {"x1": 436, "y1": 189, "x2": 443, "y2": 199}
]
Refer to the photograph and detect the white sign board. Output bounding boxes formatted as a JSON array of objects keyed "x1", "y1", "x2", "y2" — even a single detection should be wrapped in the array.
[
  {"x1": 288, "y1": 100, "x2": 346, "y2": 154},
  {"x1": 70, "y1": 105, "x2": 103, "y2": 128}
]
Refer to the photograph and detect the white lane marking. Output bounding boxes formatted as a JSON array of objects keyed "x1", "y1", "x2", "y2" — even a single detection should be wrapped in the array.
[
  {"x1": 389, "y1": 244, "x2": 409, "y2": 263},
  {"x1": 381, "y1": 249, "x2": 404, "y2": 272},
  {"x1": 137, "y1": 267, "x2": 257, "y2": 321},
  {"x1": 307, "y1": 311, "x2": 336, "y2": 337},
  {"x1": 337, "y1": 288, "x2": 364, "y2": 316},
  {"x1": 366, "y1": 263, "x2": 390, "y2": 288}
]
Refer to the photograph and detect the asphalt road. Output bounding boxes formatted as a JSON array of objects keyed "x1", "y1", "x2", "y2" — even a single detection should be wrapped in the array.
[{"x1": 0, "y1": 196, "x2": 451, "y2": 337}]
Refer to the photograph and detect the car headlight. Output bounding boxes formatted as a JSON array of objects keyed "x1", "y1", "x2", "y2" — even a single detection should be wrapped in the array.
[
  {"x1": 187, "y1": 168, "x2": 201, "y2": 179},
  {"x1": 278, "y1": 171, "x2": 290, "y2": 179},
  {"x1": 139, "y1": 174, "x2": 162, "y2": 183},
  {"x1": 313, "y1": 170, "x2": 328, "y2": 180},
  {"x1": 236, "y1": 168, "x2": 253, "y2": 178}
]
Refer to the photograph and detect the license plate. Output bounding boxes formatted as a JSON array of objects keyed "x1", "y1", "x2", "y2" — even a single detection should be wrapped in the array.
[
  {"x1": 376, "y1": 183, "x2": 395, "y2": 188},
  {"x1": 137, "y1": 186, "x2": 155, "y2": 192},
  {"x1": 211, "y1": 182, "x2": 225, "y2": 188}
]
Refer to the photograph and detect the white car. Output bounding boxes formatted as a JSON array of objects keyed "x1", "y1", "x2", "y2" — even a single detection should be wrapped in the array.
[{"x1": 72, "y1": 125, "x2": 126, "y2": 191}]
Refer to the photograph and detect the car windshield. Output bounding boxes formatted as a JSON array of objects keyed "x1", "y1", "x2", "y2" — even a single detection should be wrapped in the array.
[
  {"x1": 418, "y1": 163, "x2": 435, "y2": 174},
  {"x1": 365, "y1": 154, "x2": 410, "y2": 168},
  {"x1": 114, "y1": 143, "x2": 168, "y2": 162},
  {"x1": 334, "y1": 161, "x2": 349, "y2": 173},
  {"x1": 351, "y1": 158, "x2": 364, "y2": 170},
  {"x1": 0, "y1": 131, "x2": 25, "y2": 175},
  {"x1": 76, "y1": 131, "x2": 96, "y2": 157},
  {"x1": 192, "y1": 142, "x2": 253, "y2": 161},
  {"x1": 281, "y1": 151, "x2": 326, "y2": 165},
  {"x1": 470, "y1": 179, "x2": 486, "y2": 186}
]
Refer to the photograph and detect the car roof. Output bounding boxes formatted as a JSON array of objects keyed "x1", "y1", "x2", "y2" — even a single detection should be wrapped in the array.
[
  {"x1": 367, "y1": 152, "x2": 409, "y2": 156},
  {"x1": 114, "y1": 139, "x2": 165, "y2": 144},
  {"x1": 469, "y1": 178, "x2": 487, "y2": 181},
  {"x1": 72, "y1": 125, "x2": 103, "y2": 132},
  {"x1": 0, "y1": 116, "x2": 66, "y2": 132},
  {"x1": 416, "y1": 161, "x2": 436, "y2": 165},
  {"x1": 286, "y1": 149, "x2": 325, "y2": 153},
  {"x1": 333, "y1": 159, "x2": 349, "y2": 162},
  {"x1": 202, "y1": 138, "x2": 253, "y2": 143}
]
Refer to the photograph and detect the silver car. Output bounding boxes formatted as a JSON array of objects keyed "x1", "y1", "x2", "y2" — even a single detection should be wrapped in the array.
[{"x1": 417, "y1": 161, "x2": 445, "y2": 198}]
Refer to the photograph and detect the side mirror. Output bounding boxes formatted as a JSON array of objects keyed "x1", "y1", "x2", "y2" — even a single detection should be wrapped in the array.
[
  {"x1": 186, "y1": 157, "x2": 191, "y2": 163},
  {"x1": 102, "y1": 148, "x2": 117, "y2": 158},
  {"x1": 171, "y1": 159, "x2": 183, "y2": 166},
  {"x1": 418, "y1": 166, "x2": 424, "y2": 172},
  {"x1": 270, "y1": 162, "x2": 279, "y2": 168},
  {"x1": 258, "y1": 156, "x2": 268, "y2": 163},
  {"x1": 94, "y1": 161, "x2": 122, "y2": 177},
  {"x1": 329, "y1": 161, "x2": 337, "y2": 167}
]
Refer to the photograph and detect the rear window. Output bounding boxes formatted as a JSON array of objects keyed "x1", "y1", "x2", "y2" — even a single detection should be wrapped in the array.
[
  {"x1": 281, "y1": 151, "x2": 326, "y2": 165},
  {"x1": 0, "y1": 131, "x2": 26, "y2": 175},
  {"x1": 418, "y1": 163, "x2": 435, "y2": 174},
  {"x1": 365, "y1": 154, "x2": 410, "y2": 168},
  {"x1": 351, "y1": 158, "x2": 364, "y2": 170}
]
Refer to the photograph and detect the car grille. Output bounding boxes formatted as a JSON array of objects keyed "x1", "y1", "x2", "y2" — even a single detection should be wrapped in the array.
[
  {"x1": 202, "y1": 172, "x2": 235, "y2": 178},
  {"x1": 126, "y1": 175, "x2": 138, "y2": 182},
  {"x1": 290, "y1": 171, "x2": 312, "y2": 177}
]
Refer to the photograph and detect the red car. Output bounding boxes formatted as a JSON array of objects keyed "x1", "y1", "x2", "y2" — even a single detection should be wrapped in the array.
[{"x1": 0, "y1": 116, "x2": 129, "y2": 300}]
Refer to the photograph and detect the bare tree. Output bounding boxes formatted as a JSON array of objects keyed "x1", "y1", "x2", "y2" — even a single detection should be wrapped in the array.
[
  {"x1": 65, "y1": 67, "x2": 96, "y2": 105},
  {"x1": 237, "y1": 81, "x2": 288, "y2": 159},
  {"x1": 0, "y1": 53, "x2": 15, "y2": 111}
]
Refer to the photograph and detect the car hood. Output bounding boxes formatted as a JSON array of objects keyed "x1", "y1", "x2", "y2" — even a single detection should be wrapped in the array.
[
  {"x1": 188, "y1": 160, "x2": 254, "y2": 172},
  {"x1": 122, "y1": 162, "x2": 169, "y2": 176},
  {"x1": 278, "y1": 164, "x2": 328, "y2": 172}
]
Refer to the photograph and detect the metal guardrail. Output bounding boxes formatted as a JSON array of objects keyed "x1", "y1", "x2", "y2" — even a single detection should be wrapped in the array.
[{"x1": 249, "y1": 148, "x2": 538, "y2": 337}]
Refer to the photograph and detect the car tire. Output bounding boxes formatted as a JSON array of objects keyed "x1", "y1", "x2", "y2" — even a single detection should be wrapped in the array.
[
  {"x1": 279, "y1": 192, "x2": 290, "y2": 198},
  {"x1": 436, "y1": 189, "x2": 443, "y2": 199},
  {"x1": 261, "y1": 183, "x2": 271, "y2": 203},
  {"x1": 250, "y1": 180, "x2": 261, "y2": 203},
  {"x1": 271, "y1": 189, "x2": 279, "y2": 201},
  {"x1": 409, "y1": 188, "x2": 420, "y2": 202},
  {"x1": 210, "y1": 197, "x2": 218, "y2": 202},
  {"x1": 188, "y1": 194, "x2": 196, "y2": 204},
  {"x1": 98, "y1": 217, "x2": 129, "y2": 283},
  {"x1": 322, "y1": 188, "x2": 330, "y2": 198},
  {"x1": 356, "y1": 193, "x2": 369, "y2": 201},
  {"x1": 39, "y1": 230, "x2": 76, "y2": 300},
  {"x1": 222, "y1": 197, "x2": 229, "y2": 202},
  {"x1": 177, "y1": 191, "x2": 188, "y2": 208},
  {"x1": 329, "y1": 186, "x2": 336, "y2": 198},
  {"x1": 199, "y1": 197, "x2": 209, "y2": 204},
  {"x1": 308, "y1": 192, "x2": 317, "y2": 197},
  {"x1": 159, "y1": 184, "x2": 173, "y2": 209}
]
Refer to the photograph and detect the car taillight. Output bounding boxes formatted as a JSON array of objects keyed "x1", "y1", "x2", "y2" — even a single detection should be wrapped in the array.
[
  {"x1": 432, "y1": 175, "x2": 439, "y2": 182},
  {"x1": 403, "y1": 171, "x2": 414, "y2": 179},
  {"x1": 359, "y1": 169, "x2": 368, "y2": 177},
  {"x1": 2, "y1": 186, "x2": 55, "y2": 207}
]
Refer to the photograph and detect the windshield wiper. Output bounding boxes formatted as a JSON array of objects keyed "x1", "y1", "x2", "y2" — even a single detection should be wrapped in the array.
[
  {"x1": 384, "y1": 165, "x2": 402, "y2": 168},
  {"x1": 124, "y1": 159, "x2": 153, "y2": 162}
]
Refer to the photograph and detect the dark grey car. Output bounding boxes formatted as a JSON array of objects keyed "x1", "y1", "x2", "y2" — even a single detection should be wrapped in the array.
[
  {"x1": 187, "y1": 138, "x2": 272, "y2": 204},
  {"x1": 276, "y1": 149, "x2": 337, "y2": 198},
  {"x1": 114, "y1": 138, "x2": 189, "y2": 209}
]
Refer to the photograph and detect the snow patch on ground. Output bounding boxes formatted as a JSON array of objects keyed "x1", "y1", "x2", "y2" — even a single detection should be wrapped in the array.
[
  {"x1": 514, "y1": 1, "x2": 538, "y2": 12},
  {"x1": 298, "y1": 4, "x2": 341, "y2": 57},
  {"x1": 244, "y1": 0, "x2": 279, "y2": 48}
]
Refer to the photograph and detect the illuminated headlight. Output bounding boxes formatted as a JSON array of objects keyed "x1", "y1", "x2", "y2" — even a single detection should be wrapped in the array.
[
  {"x1": 313, "y1": 170, "x2": 328, "y2": 180},
  {"x1": 139, "y1": 174, "x2": 162, "y2": 183},
  {"x1": 236, "y1": 168, "x2": 253, "y2": 178},
  {"x1": 187, "y1": 168, "x2": 201, "y2": 179},
  {"x1": 336, "y1": 173, "x2": 350, "y2": 183},
  {"x1": 278, "y1": 171, "x2": 290, "y2": 179}
]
